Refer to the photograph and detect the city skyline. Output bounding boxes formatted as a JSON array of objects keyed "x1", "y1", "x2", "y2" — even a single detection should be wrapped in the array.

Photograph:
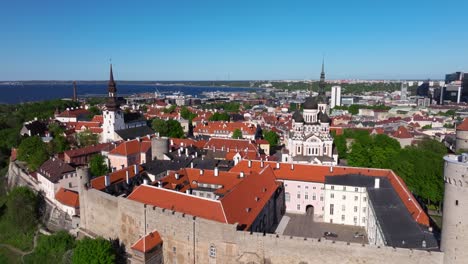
[{"x1": 1, "y1": 0, "x2": 468, "y2": 80}]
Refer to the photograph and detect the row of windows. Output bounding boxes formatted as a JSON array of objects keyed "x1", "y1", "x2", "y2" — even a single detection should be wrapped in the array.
[
  {"x1": 338, "y1": 215, "x2": 366, "y2": 224},
  {"x1": 285, "y1": 192, "x2": 323, "y2": 202},
  {"x1": 329, "y1": 193, "x2": 366, "y2": 202},
  {"x1": 330, "y1": 185, "x2": 359, "y2": 192},
  {"x1": 329, "y1": 204, "x2": 366, "y2": 215}
]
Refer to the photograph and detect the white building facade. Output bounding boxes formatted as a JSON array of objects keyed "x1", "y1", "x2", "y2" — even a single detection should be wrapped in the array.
[{"x1": 331, "y1": 86, "x2": 342, "y2": 108}]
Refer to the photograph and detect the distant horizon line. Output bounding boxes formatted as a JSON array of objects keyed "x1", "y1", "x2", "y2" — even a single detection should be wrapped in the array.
[{"x1": 0, "y1": 78, "x2": 445, "y2": 82}]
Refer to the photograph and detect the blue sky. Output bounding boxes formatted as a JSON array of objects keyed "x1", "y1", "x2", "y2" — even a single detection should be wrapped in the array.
[{"x1": 0, "y1": 0, "x2": 467, "y2": 80}]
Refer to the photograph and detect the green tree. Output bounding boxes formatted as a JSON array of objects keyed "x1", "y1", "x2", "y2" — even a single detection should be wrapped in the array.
[
  {"x1": 151, "y1": 119, "x2": 169, "y2": 136},
  {"x1": 263, "y1": 130, "x2": 279, "y2": 147},
  {"x1": 232, "y1": 129, "x2": 243, "y2": 139},
  {"x1": 76, "y1": 130, "x2": 99, "y2": 147},
  {"x1": 180, "y1": 106, "x2": 197, "y2": 121},
  {"x1": 209, "y1": 112, "x2": 230, "y2": 121},
  {"x1": 87, "y1": 106, "x2": 101, "y2": 119},
  {"x1": 72, "y1": 237, "x2": 115, "y2": 264},
  {"x1": 24, "y1": 231, "x2": 75, "y2": 264},
  {"x1": 89, "y1": 154, "x2": 109, "y2": 177},
  {"x1": 5, "y1": 187, "x2": 38, "y2": 234},
  {"x1": 333, "y1": 134, "x2": 347, "y2": 159},
  {"x1": 163, "y1": 105, "x2": 176, "y2": 114},
  {"x1": 17, "y1": 136, "x2": 48, "y2": 171},
  {"x1": 152, "y1": 119, "x2": 184, "y2": 138},
  {"x1": 166, "y1": 119, "x2": 184, "y2": 138}
]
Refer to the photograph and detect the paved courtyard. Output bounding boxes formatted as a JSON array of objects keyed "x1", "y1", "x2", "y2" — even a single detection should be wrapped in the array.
[{"x1": 280, "y1": 213, "x2": 368, "y2": 244}]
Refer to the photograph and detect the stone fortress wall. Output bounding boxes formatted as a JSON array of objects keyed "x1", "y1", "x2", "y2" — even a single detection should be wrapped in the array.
[{"x1": 78, "y1": 167, "x2": 444, "y2": 264}]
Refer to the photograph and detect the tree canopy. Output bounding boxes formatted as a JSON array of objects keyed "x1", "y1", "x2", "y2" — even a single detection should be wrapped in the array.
[
  {"x1": 180, "y1": 106, "x2": 197, "y2": 121},
  {"x1": 17, "y1": 136, "x2": 48, "y2": 171},
  {"x1": 209, "y1": 112, "x2": 230, "y2": 122},
  {"x1": 263, "y1": 130, "x2": 279, "y2": 147},
  {"x1": 76, "y1": 130, "x2": 99, "y2": 147},
  {"x1": 72, "y1": 237, "x2": 116, "y2": 264},
  {"x1": 89, "y1": 154, "x2": 109, "y2": 177},
  {"x1": 232, "y1": 129, "x2": 243, "y2": 139},
  {"x1": 5, "y1": 187, "x2": 38, "y2": 234},
  {"x1": 24, "y1": 231, "x2": 75, "y2": 264},
  {"x1": 343, "y1": 130, "x2": 446, "y2": 205},
  {"x1": 151, "y1": 119, "x2": 184, "y2": 138}
]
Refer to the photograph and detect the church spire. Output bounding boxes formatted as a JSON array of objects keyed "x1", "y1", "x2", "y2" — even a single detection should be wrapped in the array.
[
  {"x1": 106, "y1": 64, "x2": 119, "y2": 110},
  {"x1": 108, "y1": 64, "x2": 117, "y2": 95}
]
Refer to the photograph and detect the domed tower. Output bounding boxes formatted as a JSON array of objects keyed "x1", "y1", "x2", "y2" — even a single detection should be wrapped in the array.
[
  {"x1": 302, "y1": 97, "x2": 318, "y2": 123},
  {"x1": 441, "y1": 154, "x2": 468, "y2": 264},
  {"x1": 318, "y1": 111, "x2": 331, "y2": 133},
  {"x1": 292, "y1": 110, "x2": 304, "y2": 132},
  {"x1": 455, "y1": 118, "x2": 468, "y2": 152}
]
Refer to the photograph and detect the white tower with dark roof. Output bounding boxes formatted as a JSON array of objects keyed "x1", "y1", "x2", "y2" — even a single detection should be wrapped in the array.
[{"x1": 102, "y1": 64, "x2": 125, "y2": 142}]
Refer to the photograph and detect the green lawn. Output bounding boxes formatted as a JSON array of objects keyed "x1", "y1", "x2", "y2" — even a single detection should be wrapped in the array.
[{"x1": 0, "y1": 247, "x2": 22, "y2": 264}]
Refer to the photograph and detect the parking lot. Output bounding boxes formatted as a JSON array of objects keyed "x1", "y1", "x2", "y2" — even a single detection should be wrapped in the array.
[{"x1": 281, "y1": 213, "x2": 368, "y2": 244}]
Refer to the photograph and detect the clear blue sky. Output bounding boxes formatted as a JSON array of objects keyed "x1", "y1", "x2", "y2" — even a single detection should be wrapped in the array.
[{"x1": 1, "y1": 0, "x2": 467, "y2": 80}]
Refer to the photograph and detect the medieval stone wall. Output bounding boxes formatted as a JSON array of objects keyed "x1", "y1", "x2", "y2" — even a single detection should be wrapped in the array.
[{"x1": 80, "y1": 188, "x2": 445, "y2": 264}]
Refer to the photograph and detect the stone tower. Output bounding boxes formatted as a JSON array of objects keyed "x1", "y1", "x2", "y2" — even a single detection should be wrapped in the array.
[
  {"x1": 441, "y1": 153, "x2": 468, "y2": 264},
  {"x1": 455, "y1": 118, "x2": 468, "y2": 153},
  {"x1": 102, "y1": 64, "x2": 125, "y2": 142},
  {"x1": 77, "y1": 167, "x2": 90, "y2": 230}
]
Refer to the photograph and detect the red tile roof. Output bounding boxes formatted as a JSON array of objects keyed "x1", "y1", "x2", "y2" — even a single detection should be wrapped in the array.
[
  {"x1": 392, "y1": 126, "x2": 413, "y2": 139},
  {"x1": 457, "y1": 118, "x2": 468, "y2": 131},
  {"x1": 128, "y1": 185, "x2": 228, "y2": 223},
  {"x1": 128, "y1": 166, "x2": 280, "y2": 230},
  {"x1": 131, "y1": 231, "x2": 163, "y2": 253},
  {"x1": 91, "y1": 165, "x2": 144, "y2": 190},
  {"x1": 204, "y1": 138, "x2": 258, "y2": 152},
  {"x1": 109, "y1": 137, "x2": 151, "y2": 156},
  {"x1": 55, "y1": 188, "x2": 79, "y2": 208},
  {"x1": 64, "y1": 143, "x2": 112, "y2": 158},
  {"x1": 194, "y1": 121, "x2": 256, "y2": 136},
  {"x1": 230, "y1": 160, "x2": 430, "y2": 226}
]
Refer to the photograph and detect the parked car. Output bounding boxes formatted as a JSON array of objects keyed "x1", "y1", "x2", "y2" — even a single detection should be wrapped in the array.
[
  {"x1": 353, "y1": 232, "x2": 365, "y2": 238},
  {"x1": 323, "y1": 232, "x2": 338, "y2": 238}
]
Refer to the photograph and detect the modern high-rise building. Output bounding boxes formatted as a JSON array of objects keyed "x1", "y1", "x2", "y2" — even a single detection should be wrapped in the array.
[
  {"x1": 330, "y1": 85, "x2": 341, "y2": 108},
  {"x1": 400, "y1": 82, "x2": 408, "y2": 100},
  {"x1": 440, "y1": 72, "x2": 468, "y2": 104}
]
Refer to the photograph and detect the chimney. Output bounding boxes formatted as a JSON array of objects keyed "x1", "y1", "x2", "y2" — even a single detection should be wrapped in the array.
[
  {"x1": 185, "y1": 148, "x2": 189, "y2": 156},
  {"x1": 157, "y1": 181, "x2": 162, "y2": 187},
  {"x1": 190, "y1": 162, "x2": 194, "y2": 168},
  {"x1": 136, "y1": 137, "x2": 141, "y2": 142},
  {"x1": 214, "y1": 167, "x2": 219, "y2": 177},
  {"x1": 330, "y1": 166, "x2": 333, "y2": 173},
  {"x1": 175, "y1": 173, "x2": 180, "y2": 180},
  {"x1": 143, "y1": 179, "x2": 148, "y2": 185},
  {"x1": 200, "y1": 169, "x2": 204, "y2": 176},
  {"x1": 240, "y1": 171, "x2": 245, "y2": 178},
  {"x1": 260, "y1": 160, "x2": 264, "y2": 168},
  {"x1": 195, "y1": 152, "x2": 198, "y2": 158},
  {"x1": 134, "y1": 164, "x2": 138, "y2": 175},
  {"x1": 291, "y1": 163, "x2": 294, "y2": 170},
  {"x1": 185, "y1": 189, "x2": 192, "y2": 195},
  {"x1": 125, "y1": 171, "x2": 130, "y2": 185},
  {"x1": 276, "y1": 162, "x2": 280, "y2": 169},
  {"x1": 104, "y1": 175, "x2": 110, "y2": 187},
  {"x1": 374, "y1": 178, "x2": 380, "y2": 189},
  {"x1": 248, "y1": 160, "x2": 252, "y2": 168}
]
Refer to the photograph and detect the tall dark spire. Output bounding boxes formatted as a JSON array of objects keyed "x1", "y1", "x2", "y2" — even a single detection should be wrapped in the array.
[
  {"x1": 319, "y1": 57, "x2": 326, "y2": 96},
  {"x1": 106, "y1": 64, "x2": 119, "y2": 111},
  {"x1": 108, "y1": 64, "x2": 117, "y2": 95}
]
